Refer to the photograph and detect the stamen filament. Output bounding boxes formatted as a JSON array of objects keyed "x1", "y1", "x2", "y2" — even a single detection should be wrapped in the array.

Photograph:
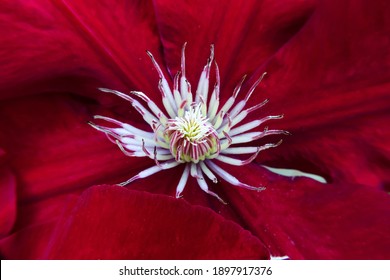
[{"x1": 91, "y1": 44, "x2": 286, "y2": 203}]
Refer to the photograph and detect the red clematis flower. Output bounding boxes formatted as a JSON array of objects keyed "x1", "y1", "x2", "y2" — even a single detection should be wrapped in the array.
[{"x1": 0, "y1": 0, "x2": 390, "y2": 260}]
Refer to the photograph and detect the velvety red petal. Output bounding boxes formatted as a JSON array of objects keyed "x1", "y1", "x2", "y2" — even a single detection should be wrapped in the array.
[
  {"x1": 238, "y1": 0, "x2": 390, "y2": 134},
  {"x1": 0, "y1": 192, "x2": 86, "y2": 259},
  {"x1": 0, "y1": 192, "x2": 80, "y2": 259},
  {"x1": 123, "y1": 160, "x2": 390, "y2": 259},
  {"x1": 259, "y1": 113, "x2": 390, "y2": 190},
  {"x1": 217, "y1": 163, "x2": 390, "y2": 259},
  {"x1": 14, "y1": 192, "x2": 80, "y2": 232},
  {"x1": 0, "y1": 93, "x2": 157, "y2": 243},
  {"x1": 0, "y1": 154, "x2": 16, "y2": 237},
  {"x1": 261, "y1": 0, "x2": 390, "y2": 129},
  {"x1": 249, "y1": 0, "x2": 390, "y2": 188},
  {"x1": 51, "y1": 0, "x2": 164, "y2": 97},
  {"x1": 0, "y1": 94, "x2": 146, "y2": 202},
  {"x1": 0, "y1": 221, "x2": 59, "y2": 259},
  {"x1": 44, "y1": 186, "x2": 268, "y2": 260},
  {"x1": 153, "y1": 0, "x2": 316, "y2": 97},
  {"x1": 0, "y1": 0, "x2": 100, "y2": 98},
  {"x1": 0, "y1": 0, "x2": 161, "y2": 99}
]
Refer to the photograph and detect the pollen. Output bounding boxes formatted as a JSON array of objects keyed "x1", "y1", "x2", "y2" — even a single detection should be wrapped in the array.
[
  {"x1": 89, "y1": 43, "x2": 289, "y2": 203},
  {"x1": 165, "y1": 104, "x2": 220, "y2": 163}
]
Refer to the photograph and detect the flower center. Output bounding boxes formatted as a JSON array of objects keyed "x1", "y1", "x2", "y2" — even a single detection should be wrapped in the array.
[
  {"x1": 165, "y1": 104, "x2": 220, "y2": 163},
  {"x1": 89, "y1": 43, "x2": 289, "y2": 203}
]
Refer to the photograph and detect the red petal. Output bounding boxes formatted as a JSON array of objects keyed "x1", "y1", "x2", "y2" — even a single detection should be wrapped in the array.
[
  {"x1": 0, "y1": 0, "x2": 100, "y2": 97},
  {"x1": 0, "y1": 221, "x2": 59, "y2": 259},
  {"x1": 0, "y1": 151, "x2": 16, "y2": 237},
  {"x1": 0, "y1": 192, "x2": 83, "y2": 259},
  {"x1": 0, "y1": 94, "x2": 146, "y2": 202},
  {"x1": 154, "y1": 0, "x2": 316, "y2": 95},
  {"x1": 44, "y1": 186, "x2": 267, "y2": 259},
  {"x1": 218, "y1": 163, "x2": 390, "y2": 259},
  {"x1": 260, "y1": 113, "x2": 390, "y2": 190},
  {"x1": 50, "y1": 0, "x2": 164, "y2": 96},
  {"x1": 250, "y1": 0, "x2": 390, "y2": 189},
  {"x1": 0, "y1": 93, "x2": 157, "y2": 242},
  {"x1": 0, "y1": 192, "x2": 80, "y2": 259},
  {"x1": 0, "y1": 0, "x2": 161, "y2": 99},
  {"x1": 261, "y1": 0, "x2": 390, "y2": 129}
]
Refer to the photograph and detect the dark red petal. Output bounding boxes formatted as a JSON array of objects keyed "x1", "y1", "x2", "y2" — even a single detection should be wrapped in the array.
[
  {"x1": 14, "y1": 192, "x2": 80, "y2": 232},
  {"x1": 0, "y1": 221, "x2": 59, "y2": 259},
  {"x1": 0, "y1": 0, "x2": 161, "y2": 99},
  {"x1": 260, "y1": 0, "x2": 390, "y2": 130},
  {"x1": 218, "y1": 163, "x2": 390, "y2": 259},
  {"x1": 0, "y1": 192, "x2": 80, "y2": 259},
  {"x1": 0, "y1": 93, "x2": 157, "y2": 241},
  {"x1": 0, "y1": 153, "x2": 16, "y2": 237},
  {"x1": 44, "y1": 186, "x2": 268, "y2": 260},
  {"x1": 259, "y1": 113, "x2": 390, "y2": 190},
  {"x1": 50, "y1": 0, "x2": 164, "y2": 96},
  {"x1": 0, "y1": 192, "x2": 85, "y2": 259},
  {"x1": 154, "y1": 0, "x2": 316, "y2": 95},
  {"x1": 0, "y1": 94, "x2": 145, "y2": 202},
  {"x1": 0, "y1": 0, "x2": 101, "y2": 98},
  {"x1": 261, "y1": 0, "x2": 390, "y2": 125},
  {"x1": 250, "y1": 0, "x2": 390, "y2": 188}
]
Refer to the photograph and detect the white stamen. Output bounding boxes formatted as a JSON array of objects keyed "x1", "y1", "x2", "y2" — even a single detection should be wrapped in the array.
[
  {"x1": 270, "y1": 255, "x2": 290, "y2": 260},
  {"x1": 207, "y1": 62, "x2": 220, "y2": 120},
  {"x1": 229, "y1": 114, "x2": 283, "y2": 136},
  {"x1": 117, "y1": 160, "x2": 180, "y2": 187},
  {"x1": 90, "y1": 44, "x2": 287, "y2": 202},
  {"x1": 206, "y1": 160, "x2": 265, "y2": 191},
  {"x1": 262, "y1": 165, "x2": 327, "y2": 184},
  {"x1": 176, "y1": 164, "x2": 190, "y2": 198}
]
